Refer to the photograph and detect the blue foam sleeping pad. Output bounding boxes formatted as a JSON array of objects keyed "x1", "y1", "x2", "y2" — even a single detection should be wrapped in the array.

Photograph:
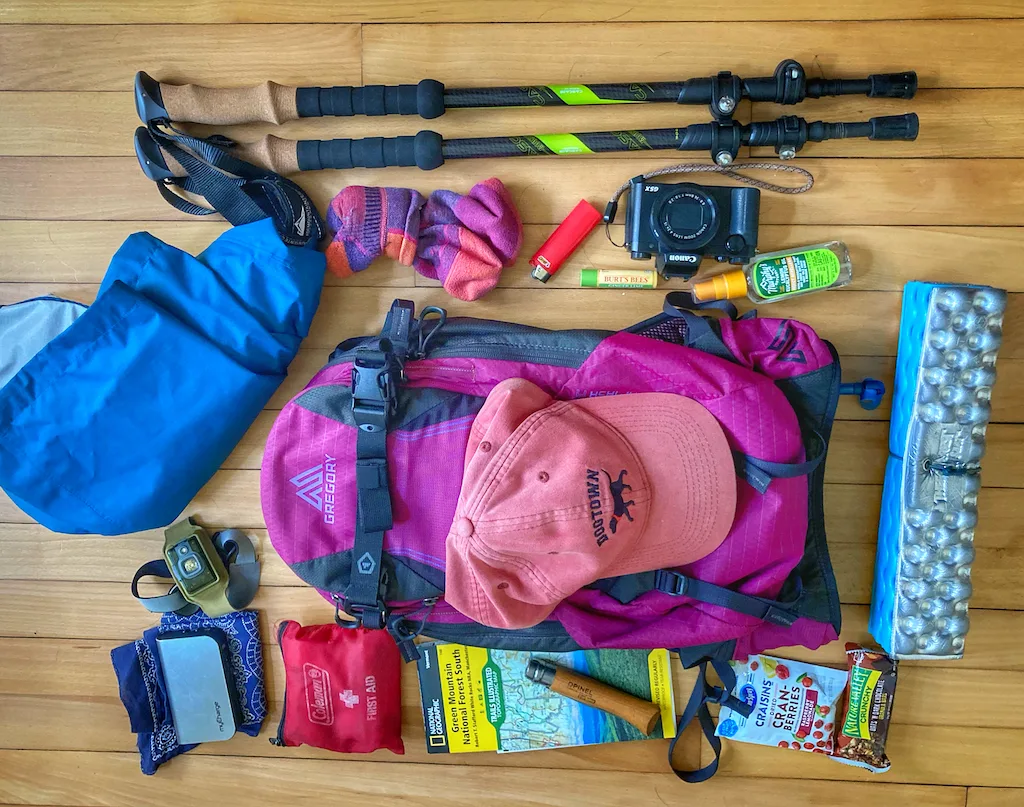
[{"x1": 0, "y1": 219, "x2": 325, "y2": 534}]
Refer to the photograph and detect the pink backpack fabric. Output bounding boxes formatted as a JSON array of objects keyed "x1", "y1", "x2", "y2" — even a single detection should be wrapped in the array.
[{"x1": 262, "y1": 297, "x2": 843, "y2": 664}]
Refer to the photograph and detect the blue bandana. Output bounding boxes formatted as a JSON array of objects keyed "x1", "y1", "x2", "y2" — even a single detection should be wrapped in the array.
[{"x1": 110, "y1": 609, "x2": 266, "y2": 774}]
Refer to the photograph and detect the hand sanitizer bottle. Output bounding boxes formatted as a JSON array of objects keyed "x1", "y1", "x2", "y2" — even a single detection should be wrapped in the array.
[{"x1": 692, "y1": 242, "x2": 852, "y2": 304}]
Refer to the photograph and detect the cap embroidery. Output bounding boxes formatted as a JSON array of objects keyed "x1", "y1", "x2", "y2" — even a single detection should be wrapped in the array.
[
  {"x1": 605, "y1": 469, "x2": 635, "y2": 534},
  {"x1": 586, "y1": 467, "x2": 635, "y2": 546}
]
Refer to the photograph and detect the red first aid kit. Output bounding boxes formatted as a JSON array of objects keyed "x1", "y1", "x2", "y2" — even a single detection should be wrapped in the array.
[{"x1": 272, "y1": 621, "x2": 405, "y2": 755}]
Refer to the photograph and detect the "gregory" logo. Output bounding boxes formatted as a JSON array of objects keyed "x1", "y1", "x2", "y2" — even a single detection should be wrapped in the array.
[
  {"x1": 303, "y1": 663, "x2": 334, "y2": 725},
  {"x1": 290, "y1": 454, "x2": 337, "y2": 524}
]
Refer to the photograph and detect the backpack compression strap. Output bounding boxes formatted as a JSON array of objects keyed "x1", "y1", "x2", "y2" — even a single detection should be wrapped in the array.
[
  {"x1": 344, "y1": 301, "x2": 415, "y2": 635},
  {"x1": 591, "y1": 570, "x2": 802, "y2": 626}
]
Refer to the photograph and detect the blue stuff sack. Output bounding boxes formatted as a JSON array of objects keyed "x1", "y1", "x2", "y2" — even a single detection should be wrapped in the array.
[{"x1": 0, "y1": 219, "x2": 325, "y2": 534}]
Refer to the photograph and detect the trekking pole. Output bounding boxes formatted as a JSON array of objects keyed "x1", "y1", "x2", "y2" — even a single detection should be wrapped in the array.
[
  {"x1": 134, "y1": 60, "x2": 917, "y2": 126},
  {"x1": 201, "y1": 113, "x2": 920, "y2": 174}
]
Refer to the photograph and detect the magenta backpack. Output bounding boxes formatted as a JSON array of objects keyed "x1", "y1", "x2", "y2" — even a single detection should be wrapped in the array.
[{"x1": 263, "y1": 295, "x2": 852, "y2": 779}]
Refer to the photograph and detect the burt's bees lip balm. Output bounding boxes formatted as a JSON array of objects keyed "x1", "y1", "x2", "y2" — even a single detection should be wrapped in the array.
[{"x1": 580, "y1": 268, "x2": 658, "y2": 289}]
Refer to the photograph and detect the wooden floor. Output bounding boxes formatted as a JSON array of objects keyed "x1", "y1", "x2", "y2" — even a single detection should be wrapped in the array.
[{"x1": 1, "y1": 2, "x2": 1023, "y2": 805}]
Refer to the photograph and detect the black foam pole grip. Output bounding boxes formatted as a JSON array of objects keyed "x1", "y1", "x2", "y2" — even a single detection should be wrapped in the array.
[
  {"x1": 296, "y1": 79, "x2": 445, "y2": 119},
  {"x1": 868, "y1": 72, "x2": 918, "y2": 99},
  {"x1": 869, "y1": 113, "x2": 920, "y2": 140},
  {"x1": 296, "y1": 130, "x2": 445, "y2": 171}
]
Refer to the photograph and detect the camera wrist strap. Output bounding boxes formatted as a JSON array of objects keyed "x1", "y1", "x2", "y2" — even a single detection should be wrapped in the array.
[
  {"x1": 132, "y1": 527, "x2": 261, "y2": 616},
  {"x1": 602, "y1": 161, "x2": 814, "y2": 245}
]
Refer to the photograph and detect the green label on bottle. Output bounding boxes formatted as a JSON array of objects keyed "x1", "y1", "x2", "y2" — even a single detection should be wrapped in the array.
[{"x1": 751, "y1": 248, "x2": 841, "y2": 299}]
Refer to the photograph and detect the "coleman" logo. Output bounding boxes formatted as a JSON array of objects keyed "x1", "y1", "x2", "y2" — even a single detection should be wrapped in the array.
[
  {"x1": 290, "y1": 454, "x2": 337, "y2": 524},
  {"x1": 303, "y1": 663, "x2": 334, "y2": 725}
]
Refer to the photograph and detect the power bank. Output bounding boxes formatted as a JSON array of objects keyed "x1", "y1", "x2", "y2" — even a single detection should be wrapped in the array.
[{"x1": 155, "y1": 629, "x2": 242, "y2": 744}]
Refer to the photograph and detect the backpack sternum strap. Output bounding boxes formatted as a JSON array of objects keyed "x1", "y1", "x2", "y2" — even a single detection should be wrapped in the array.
[
  {"x1": 344, "y1": 300, "x2": 416, "y2": 630},
  {"x1": 654, "y1": 570, "x2": 801, "y2": 627}
]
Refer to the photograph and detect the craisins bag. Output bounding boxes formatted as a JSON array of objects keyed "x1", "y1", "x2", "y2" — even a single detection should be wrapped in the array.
[
  {"x1": 272, "y1": 621, "x2": 404, "y2": 755},
  {"x1": 715, "y1": 654, "x2": 848, "y2": 755}
]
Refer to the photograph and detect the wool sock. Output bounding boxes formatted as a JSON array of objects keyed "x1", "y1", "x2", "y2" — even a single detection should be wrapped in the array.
[{"x1": 325, "y1": 179, "x2": 522, "y2": 301}]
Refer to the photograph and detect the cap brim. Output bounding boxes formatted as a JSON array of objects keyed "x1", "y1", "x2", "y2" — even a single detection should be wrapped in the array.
[
  {"x1": 573, "y1": 393, "x2": 736, "y2": 573},
  {"x1": 444, "y1": 536, "x2": 561, "y2": 630}
]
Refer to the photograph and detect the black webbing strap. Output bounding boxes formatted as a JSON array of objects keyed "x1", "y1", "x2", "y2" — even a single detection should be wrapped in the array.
[
  {"x1": 139, "y1": 121, "x2": 324, "y2": 247},
  {"x1": 670, "y1": 656, "x2": 752, "y2": 783},
  {"x1": 345, "y1": 301, "x2": 415, "y2": 631},
  {"x1": 654, "y1": 569, "x2": 801, "y2": 627},
  {"x1": 734, "y1": 428, "x2": 827, "y2": 493},
  {"x1": 592, "y1": 568, "x2": 802, "y2": 625}
]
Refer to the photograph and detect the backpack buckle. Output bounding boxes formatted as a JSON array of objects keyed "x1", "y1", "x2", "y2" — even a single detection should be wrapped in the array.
[
  {"x1": 351, "y1": 351, "x2": 398, "y2": 432},
  {"x1": 339, "y1": 599, "x2": 389, "y2": 631},
  {"x1": 654, "y1": 569, "x2": 689, "y2": 596}
]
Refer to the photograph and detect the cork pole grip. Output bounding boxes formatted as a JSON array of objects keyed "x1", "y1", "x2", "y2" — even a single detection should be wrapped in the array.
[
  {"x1": 160, "y1": 81, "x2": 299, "y2": 125},
  {"x1": 230, "y1": 135, "x2": 301, "y2": 175},
  {"x1": 547, "y1": 666, "x2": 661, "y2": 735}
]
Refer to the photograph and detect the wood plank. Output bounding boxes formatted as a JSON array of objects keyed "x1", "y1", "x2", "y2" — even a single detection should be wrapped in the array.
[
  {"x1": 0, "y1": 749, "x2": 969, "y2": 807},
  {"x1": 0, "y1": 26, "x2": 361, "y2": 91},
  {"x1": 0, "y1": 91, "x2": 741, "y2": 157},
  {"x1": 3, "y1": 284, "x2": 1019, "y2": 364},
  {"x1": 704, "y1": 723, "x2": 1024, "y2": 787},
  {"x1": 4, "y1": 89, "x2": 1019, "y2": 160},
  {"x1": 5, "y1": 304, "x2": 1019, "y2": 427},
  {"x1": 216, "y1": 406, "x2": 1024, "y2": 489},
  {"x1": 753, "y1": 90, "x2": 1024, "y2": 158},
  {"x1": 776, "y1": 606, "x2": 1024, "y2": 672},
  {"x1": 823, "y1": 484, "x2": 1023, "y2": 549},
  {"x1": 3, "y1": 157, "x2": 1023, "y2": 227},
  {"x1": 0, "y1": 525, "x2": 298, "y2": 586},
  {"x1": 2, "y1": 579, "x2": 1022, "y2": 664},
  {"x1": 3, "y1": 0, "x2": 1021, "y2": 23},
  {"x1": 968, "y1": 788, "x2": 1024, "y2": 807},
  {"x1": 1, "y1": 23, "x2": 1020, "y2": 91},
  {"x1": 5, "y1": 221, "x2": 1024, "y2": 293},
  {"x1": 0, "y1": 468, "x2": 264, "y2": 526},
  {"x1": 0, "y1": 220, "x2": 413, "y2": 287},
  {"x1": 5, "y1": 520, "x2": 1020, "y2": 609},
  {"x1": 362, "y1": 22, "x2": 1024, "y2": 89},
  {"x1": 350, "y1": 406, "x2": 980, "y2": 485},
  {"x1": 830, "y1": 540, "x2": 1024, "y2": 610},
  {"x1": 0, "y1": 693, "x2": 698, "y2": 771},
  {"x1": 0, "y1": 640, "x2": 698, "y2": 771},
  {"x1": 0, "y1": 476, "x2": 915, "y2": 534},
  {"x1": 2, "y1": 638, "x2": 1018, "y2": 735}
]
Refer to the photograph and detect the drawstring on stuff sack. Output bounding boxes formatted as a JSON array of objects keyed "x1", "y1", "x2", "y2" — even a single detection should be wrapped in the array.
[{"x1": 134, "y1": 74, "x2": 324, "y2": 247}]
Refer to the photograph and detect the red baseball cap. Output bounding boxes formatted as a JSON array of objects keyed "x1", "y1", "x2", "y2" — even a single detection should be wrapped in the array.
[{"x1": 444, "y1": 378, "x2": 737, "y2": 629}]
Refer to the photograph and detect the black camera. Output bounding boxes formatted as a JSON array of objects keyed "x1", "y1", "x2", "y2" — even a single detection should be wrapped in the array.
[{"x1": 624, "y1": 179, "x2": 760, "y2": 278}]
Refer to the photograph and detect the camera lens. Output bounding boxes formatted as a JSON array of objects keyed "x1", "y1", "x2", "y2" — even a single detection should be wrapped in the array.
[{"x1": 654, "y1": 187, "x2": 718, "y2": 249}]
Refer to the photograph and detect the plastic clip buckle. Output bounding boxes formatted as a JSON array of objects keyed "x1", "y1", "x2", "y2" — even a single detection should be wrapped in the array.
[
  {"x1": 351, "y1": 353, "x2": 397, "y2": 433},
  {"x1": 344, "y1": 600, "x2": 389, "y2": 631},
  {"x1": 655, "y1": 570, "x2": 689, "y2": 597}
]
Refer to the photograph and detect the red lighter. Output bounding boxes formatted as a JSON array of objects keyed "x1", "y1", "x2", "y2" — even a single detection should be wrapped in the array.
[{"x1": 530, "y1": 200, "x2": 603, "y2": 283}]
